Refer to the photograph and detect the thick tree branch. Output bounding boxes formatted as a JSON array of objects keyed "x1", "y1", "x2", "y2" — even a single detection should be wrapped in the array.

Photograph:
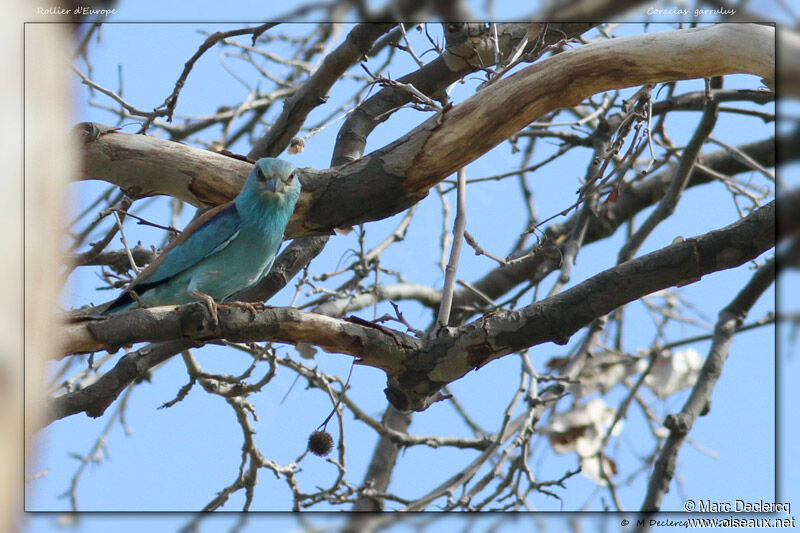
[
  {"x1": 76, "y1": 24, "x2": 775, "y2": 239},
  {"x1": 75, "y1": 124, "x2": 252, "y2": 208},
  {"x1": 63, "y1": 305, "x2": 420, "y2": 373},
  {"x1": 640, "y1": 238, "x2": 785, "y2": 513},
  {"x1": 402, "y1": 24, "x2": 772, "y2": 199},
  {"x1": 386, "y1": 200, "x2": 775, "y2": 411},
  {"x1": 54, "y1": 307, "x2": 422, "y2": 423},
  {"x1": 331, "y1": 22, "x2": 595, "y2": 166},
  {"x1": 60, "y1": 200, "x2": 776, "y2": 416},
  {"x1": 350, "y1": 406, "x2": 411, "y2": 513},
  {"x1": 47, "y1": 339, "x2": 192, "y2": 424}
]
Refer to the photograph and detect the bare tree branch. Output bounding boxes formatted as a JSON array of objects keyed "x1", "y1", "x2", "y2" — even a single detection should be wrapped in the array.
[
  {"x1": 385, "y1": 200, "x2": 775, "y2": 411},
  {"x1": 58, "y1": 199, "x2": 776, "y2": 418},
  {"x1": 76, "y1": 25, "x2": 774, "y2": 240},
  {"x1": 248, "y1": 23, "x2": 394, "y2": 159},
  {"x1": 45, "y1": 18, "x2": 784, "y2": 514},
  {"x1": 618, "y1": 89, "x2": 719, "y2": 263},
  {"x1": 640, "y1": 238, "x2": 785, "y2": 513},
  {"x1": 451, "y1": 129, "x2": 791, "y2": 320}
]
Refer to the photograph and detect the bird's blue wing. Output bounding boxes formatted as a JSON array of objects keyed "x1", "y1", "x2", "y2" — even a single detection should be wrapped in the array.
[
  {"x1": 143, "y1": 202, "x2": 242, "y2": 284},
  {"x1": 101, "y1": 204, "x2": 242, "y2": 315}
]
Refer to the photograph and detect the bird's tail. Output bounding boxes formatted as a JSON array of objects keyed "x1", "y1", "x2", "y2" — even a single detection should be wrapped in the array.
[{"x1": 66, "y1": 291, "x2": 135, "y2": 321}]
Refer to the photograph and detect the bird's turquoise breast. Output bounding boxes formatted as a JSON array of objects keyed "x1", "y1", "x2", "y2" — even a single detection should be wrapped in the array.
[
  {"x1": 136, "y1": 225, "x2": 280, "y2": 306},
  {"x1": 189, "y1": 224, "x2": 281, "y2": 299}
]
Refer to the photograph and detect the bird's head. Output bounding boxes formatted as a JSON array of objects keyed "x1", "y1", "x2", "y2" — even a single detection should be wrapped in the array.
[{"x1": 240, "y1": 157, "x2": 302, "y2": 206}]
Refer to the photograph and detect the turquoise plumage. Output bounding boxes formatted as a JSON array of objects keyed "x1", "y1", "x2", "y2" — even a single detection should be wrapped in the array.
[{"x1": 101, "y1": 158, "x2": 300, "y2": 315}]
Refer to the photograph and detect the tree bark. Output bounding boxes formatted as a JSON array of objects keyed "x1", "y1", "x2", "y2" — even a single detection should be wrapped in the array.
[
  {"x1": 75, "y1": 24, "x2": 774, "y2": 238},
  {"x1": 58, "y1": 199, "x2": 777, "y2": 418}
]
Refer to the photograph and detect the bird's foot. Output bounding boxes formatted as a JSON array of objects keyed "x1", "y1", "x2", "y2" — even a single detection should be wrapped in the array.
[
  {"x1": 223, "y1": 300, "x2": 259, "y2": 321},
  {"x1": 189, "y1": 289, "x2": 220, "y2": 327}
]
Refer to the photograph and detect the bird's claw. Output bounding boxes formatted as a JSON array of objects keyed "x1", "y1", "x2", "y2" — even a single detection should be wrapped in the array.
[
  {"x1": 189, "y1": 289, "x2": 220, "y2": 327},
  {"x1": 223, "y1": 301, "x2": 259, "y2": 321}
]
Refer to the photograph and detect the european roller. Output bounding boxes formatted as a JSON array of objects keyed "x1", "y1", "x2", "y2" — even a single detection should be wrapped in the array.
[{"x1": 100, "y1": 158, "x2": 301, "y2": 316}]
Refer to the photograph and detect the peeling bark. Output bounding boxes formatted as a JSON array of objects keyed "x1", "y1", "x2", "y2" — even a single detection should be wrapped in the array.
[{"x1": 76, "y1": 24, "x2": 775, "y2": 238}]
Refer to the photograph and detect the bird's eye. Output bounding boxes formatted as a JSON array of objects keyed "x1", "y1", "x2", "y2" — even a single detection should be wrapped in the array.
[{"x1": 255, "y1": 166, "x2": 266, "y2": 182}]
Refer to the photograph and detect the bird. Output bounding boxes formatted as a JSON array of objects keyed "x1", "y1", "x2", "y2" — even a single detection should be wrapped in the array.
[{"x1": 99, "y1": 157, "x2": 301, "y2": 317}]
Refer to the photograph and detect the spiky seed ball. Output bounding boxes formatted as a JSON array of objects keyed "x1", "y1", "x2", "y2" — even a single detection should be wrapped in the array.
[
  {"x1": 288, "y1": 137, "x2": 305, "y2": 154},
  {"x1": 308, "y1": 430, "x2": 334, "y2": 456}
]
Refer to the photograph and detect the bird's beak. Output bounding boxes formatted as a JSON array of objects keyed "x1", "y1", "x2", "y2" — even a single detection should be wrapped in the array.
[{"x1": 265, "y1": 174, "x2": 281, "y2": 193}]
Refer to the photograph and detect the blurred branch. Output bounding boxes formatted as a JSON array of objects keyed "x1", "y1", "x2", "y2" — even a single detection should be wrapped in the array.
[
  {"x1": 778, "y1": 187, "x2": 800, "y2": 239},
  {"x1": 650, "y1": 88, "x2": 773, "y2": 118},
  {"x1": 12, "y1": 19, "x2": 77, "y2": 529}
]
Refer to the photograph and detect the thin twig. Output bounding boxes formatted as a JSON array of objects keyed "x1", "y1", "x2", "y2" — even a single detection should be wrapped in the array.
[
  {"x1": 618, "y1": 91, "x2": 719, "y2": 263},
  {"x1": 111, "y1": 210, "x2": 140, "y2": 274},
  {"x1": 436, "y1": 168, "x2": 467, "y2": 329},
  {"x1": 706, "y1": 136, "x2": 775, "y2": 181},
  {"x1": 397, "y1": 23, "x2": 425, "y2": 67},
  {"x1": 160, "y1": 23, "x2": 278, "y2": 124},
  {"x1": 464, "y1": 230, "x2": 509, "y2": 266}
]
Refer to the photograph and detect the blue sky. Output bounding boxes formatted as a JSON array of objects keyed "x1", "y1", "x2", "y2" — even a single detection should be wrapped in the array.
[{"x1": 22, "y1": 3, "x2": 791, "y2": 533}]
